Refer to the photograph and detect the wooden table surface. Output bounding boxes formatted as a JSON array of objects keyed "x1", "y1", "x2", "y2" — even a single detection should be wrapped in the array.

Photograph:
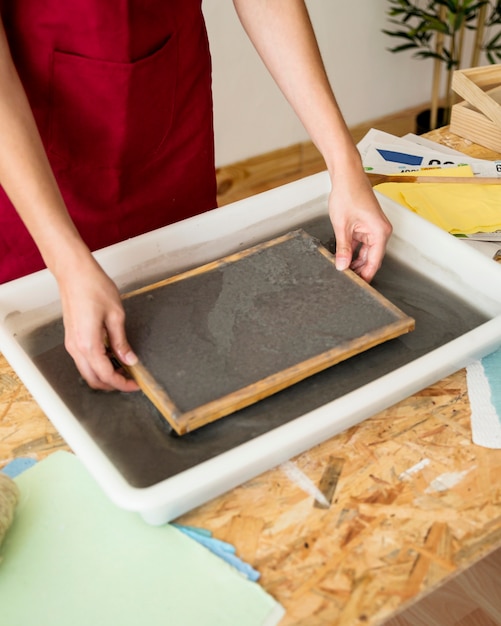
[{"x1": 1, "y1": 128, "x2": 500, "y2": 626}]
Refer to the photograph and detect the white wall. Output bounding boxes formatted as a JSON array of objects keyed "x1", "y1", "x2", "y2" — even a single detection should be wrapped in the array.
[{"x1": 203, "y1": 1, "x2": 435, "y2": 166}]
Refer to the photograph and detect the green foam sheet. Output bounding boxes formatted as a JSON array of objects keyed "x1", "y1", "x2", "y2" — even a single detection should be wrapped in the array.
[{"x1": 0, "y1": 452, "x2": 283, "y2": 626}]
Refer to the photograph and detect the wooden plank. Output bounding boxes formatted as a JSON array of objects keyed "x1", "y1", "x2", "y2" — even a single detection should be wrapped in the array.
[
  {"x1": 450, "y1": 99, "x2": 501, "y2": 153},
  {"x1": 451, "y1": 65, "x2": 501, "y2": 152},
  {"x1": 367, "y1": 173, "x2": 501, "y2": 186},
  {"x1": 120, "y1": 230, "x2": 414, "y2": 434},
  {"x1": 452, "y1": 66, "x2": 501, "y2": 127},
  {"x1": 424, "y1": 126, "x2": 501, "y2": 160}
]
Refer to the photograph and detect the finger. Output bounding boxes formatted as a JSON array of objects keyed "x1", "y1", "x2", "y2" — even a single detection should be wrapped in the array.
[
  {"x1": 90, "y1": 339, "x2": 140, "y2": 392},
  {"x1": 107, "y1": 329, "x2": 138, "y2": 368},
  {"x1": 103, "y1": 305, "x2": 138, "y2": 365},
  {"x1": 101, "y1": 360, "x2": 140, "y2": 392},
  {"x1": 333, "y1": 233, "x2": 353, "y2": 271},
  {"x1": 70, "y1": 344, "x2": 137, "y2": 392},
  {"x1": 355, "y1": 239, "x2": 386, "y2": 283},
  {"x1": 70, "y1": 350, "x2": 115, "y2": 391},
  {"x1": 350, "y1": 248, "x2": 367, "y2": 273},
  {"x1": 103, "y1": 311, "x2": 140, "y2": 391},
  {"x1": 67, "y1": 331, "x2": 139, "y2": 392}
]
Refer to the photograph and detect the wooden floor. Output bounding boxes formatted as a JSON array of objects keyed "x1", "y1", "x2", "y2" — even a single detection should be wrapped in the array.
[
  {"x1": 214, "y1": 103, "x2": 501, "y2": 626},
  {"x1": 383, "y1": 547, "x2": 501, "y2": 626}
]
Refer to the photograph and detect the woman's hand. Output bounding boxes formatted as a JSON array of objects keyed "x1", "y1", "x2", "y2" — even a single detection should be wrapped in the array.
[
  {"x1": 329, "y1": 171, "x2": 392, "y2": 283},
  {"x1": 57, "y1": 255, "x2": 139, "y2": 392}
]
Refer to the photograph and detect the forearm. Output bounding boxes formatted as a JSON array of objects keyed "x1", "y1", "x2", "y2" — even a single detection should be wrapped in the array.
[
  {"x1": 0, "y1": 18, "x2": 90, "y2": 280},
  {"x1": 234, "y1": 0, "x2": 392, "y2": 282},
  {"x1": 232, "y1": 0, "x2": 362, "y2": 178}
]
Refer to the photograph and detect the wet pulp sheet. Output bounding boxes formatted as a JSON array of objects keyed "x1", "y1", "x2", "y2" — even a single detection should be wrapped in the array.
[{"x1": 121, "y1": 229, "x2": 413, "y2": 432}]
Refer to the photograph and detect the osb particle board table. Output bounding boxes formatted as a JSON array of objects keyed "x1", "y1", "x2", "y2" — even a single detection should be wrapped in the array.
[{"x1": 1, "y1": 128, "x2": 500, "y2": 626}]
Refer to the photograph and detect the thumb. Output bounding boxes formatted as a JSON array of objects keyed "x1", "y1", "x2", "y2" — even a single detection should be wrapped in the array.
[
  {"x1": 334, "y1": 235, "x2": 352, "y2": 272},
  {"x1": 107, "y1": 327, "x2": 138, "y2": 367}
]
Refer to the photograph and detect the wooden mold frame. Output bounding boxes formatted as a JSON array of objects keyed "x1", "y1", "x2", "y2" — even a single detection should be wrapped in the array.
[
  {"x1": 119, "y1": 230, "x2": 415, "y2": 435},
  {"x1": 450, "y1": 64, "x2": 501, "y2": 153}
]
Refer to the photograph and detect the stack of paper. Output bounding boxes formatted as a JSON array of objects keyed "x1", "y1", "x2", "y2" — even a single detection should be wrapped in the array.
[
  {"x1": 358, "y1": 129, "x2": 501, "y2": 239},
  {"x1": 358, "y1": 128, "x2": 501, "y2": 178}
]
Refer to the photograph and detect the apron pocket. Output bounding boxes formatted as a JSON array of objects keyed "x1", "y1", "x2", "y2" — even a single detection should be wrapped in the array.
[{"x1": 49, "y1": 35, "x2": 177, "y2": 169}]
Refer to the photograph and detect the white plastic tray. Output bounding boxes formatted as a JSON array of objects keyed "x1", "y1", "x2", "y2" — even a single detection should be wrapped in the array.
[{"x1": 1, "y1": 171, "x2": 501, "y2": 524}]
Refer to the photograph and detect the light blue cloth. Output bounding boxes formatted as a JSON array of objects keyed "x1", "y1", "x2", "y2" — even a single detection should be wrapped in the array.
[
  {"x1": 172, "y1": 524, "x2": 260, "y2": 582},
  {"x1": 483, "y1": 348, "x2": 501, "y2": 418},
  {"x1": 1, "y1": 457, "x2": 37, "y2": 478},
  {"x1": 467, "y1": 347, "x2": 501, "y2": 448}
]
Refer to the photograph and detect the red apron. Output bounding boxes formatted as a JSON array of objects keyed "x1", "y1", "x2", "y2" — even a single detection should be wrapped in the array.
[{"x1": 0, "y1": 1, "x2": 217, "y2": 282}]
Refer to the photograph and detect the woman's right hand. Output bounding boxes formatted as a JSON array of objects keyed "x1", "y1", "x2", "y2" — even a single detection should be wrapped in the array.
[{"x1": 56, "y1": 253, "x2": 139, "y2": 392}]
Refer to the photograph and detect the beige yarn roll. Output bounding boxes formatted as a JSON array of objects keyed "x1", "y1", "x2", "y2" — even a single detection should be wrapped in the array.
[{"x1": 0, "y1": 473, "x2": 19, "y2": 550}]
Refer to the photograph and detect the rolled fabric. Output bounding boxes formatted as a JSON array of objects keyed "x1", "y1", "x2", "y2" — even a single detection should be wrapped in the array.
[{"x1": 0, "y1": 473, "x2": 19, "y2": 551}]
